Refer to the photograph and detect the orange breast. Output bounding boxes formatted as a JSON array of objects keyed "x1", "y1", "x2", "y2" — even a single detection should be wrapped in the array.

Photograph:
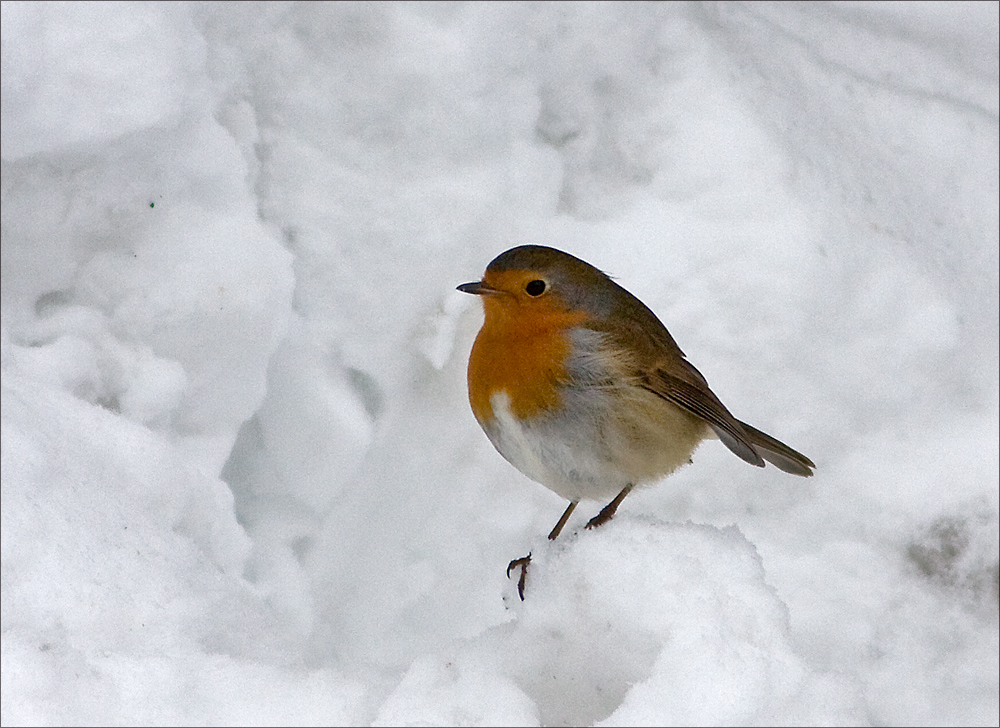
[{"x1": 467, "y1": 299, "x2": 588, "y2": 424}]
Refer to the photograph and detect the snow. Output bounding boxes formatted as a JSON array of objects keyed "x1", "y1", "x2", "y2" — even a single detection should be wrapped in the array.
[{"x1": 1, "y1": 2, "x2": 997, "y2": 725}]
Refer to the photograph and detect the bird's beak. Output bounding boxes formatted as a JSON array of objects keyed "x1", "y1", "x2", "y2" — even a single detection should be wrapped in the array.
[{"x1": 457, "y1": 281, "x2": 497, "y2": 295}]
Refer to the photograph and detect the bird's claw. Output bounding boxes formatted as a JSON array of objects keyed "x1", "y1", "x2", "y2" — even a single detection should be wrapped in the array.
[{"x1": 507, "y1": 553, "x2": 531, "y2": 600}]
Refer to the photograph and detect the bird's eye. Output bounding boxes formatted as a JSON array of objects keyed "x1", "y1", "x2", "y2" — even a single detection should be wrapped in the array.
[{"x1": 525, "y1": 279, "x2": 546, "y2": 296}]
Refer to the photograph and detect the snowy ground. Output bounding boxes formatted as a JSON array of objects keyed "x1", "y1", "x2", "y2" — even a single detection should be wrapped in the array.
[{"x1": 2, "y1": 2, "x2": 998, "y2": 726}]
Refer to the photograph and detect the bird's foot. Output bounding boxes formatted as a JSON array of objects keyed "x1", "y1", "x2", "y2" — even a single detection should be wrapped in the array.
[
  {"x1": 506, "y1": 553, "x2": 531, "y2": 601},
  {"x1": 585, "y1": 484, "x2": 634, "y2": 530},
  {"x1": 585, "y1": 500, "x2": 621, "y2": 530}
]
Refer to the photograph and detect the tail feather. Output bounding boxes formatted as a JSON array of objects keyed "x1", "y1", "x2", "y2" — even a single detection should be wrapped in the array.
[{"x1": 736, "y1": 420, "x2": 815, "y2": 477}]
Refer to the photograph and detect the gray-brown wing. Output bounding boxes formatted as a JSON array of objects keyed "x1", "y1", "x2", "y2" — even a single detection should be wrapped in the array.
[{"x1": 637, "y1": 363, "x2": 766, "y2": 468}]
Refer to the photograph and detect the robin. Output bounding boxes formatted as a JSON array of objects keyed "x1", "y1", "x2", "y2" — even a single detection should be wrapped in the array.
[{"x1": 458, "y1": 245, "x2": 814, "y2": 598}]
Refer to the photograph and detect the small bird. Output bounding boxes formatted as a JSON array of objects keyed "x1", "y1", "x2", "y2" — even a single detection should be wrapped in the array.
[{"x1": 458, "y1": 245, "x2": 814, "y2": 598}]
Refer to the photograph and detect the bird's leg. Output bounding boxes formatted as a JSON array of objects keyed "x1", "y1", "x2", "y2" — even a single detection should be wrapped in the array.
[
  {"x1": 507, "y1": 553, "x2": 531, "y2": 601},
  {"x1": 507, "y1": 500, "x2": 584, "y2": 601},
  {"x1": 547, "y1": 500, "x2": 579, "y2": 541},
  {"x1": 585, "y1": 484, "x2": 634, "y2": 530},
  {"x1": 507, "y1": 500, "x2": 580, "y2": 601}
]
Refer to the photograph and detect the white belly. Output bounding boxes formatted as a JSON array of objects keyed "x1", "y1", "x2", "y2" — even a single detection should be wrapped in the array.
[
  {"x1": 485, "y1": 392, "x2": 622, "y2": 501},
  {"x1": 483, "y1": 388, "x2": 708, "y2": 503}
]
